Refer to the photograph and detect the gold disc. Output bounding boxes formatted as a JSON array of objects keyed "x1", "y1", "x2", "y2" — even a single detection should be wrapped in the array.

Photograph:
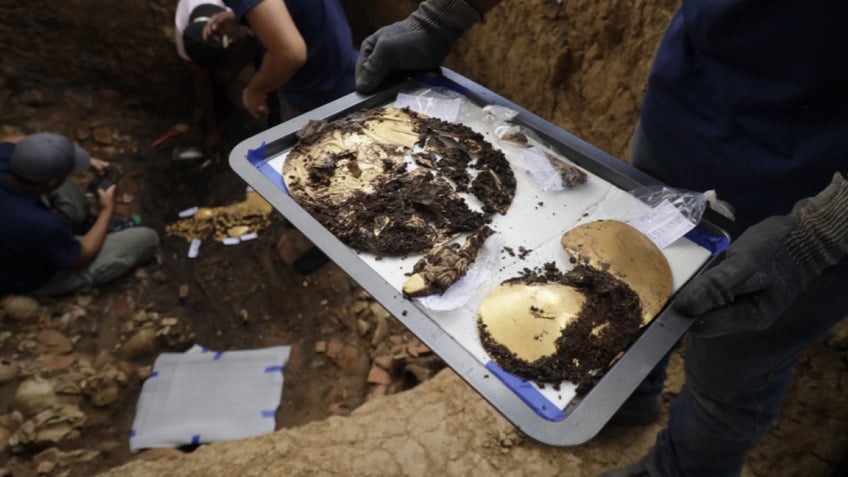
[
  {"x1": 560, "y1": 220, "x2": 672, "y2": 326},
  {"x1": 478, "y1": 282, "x2": 586, "y2": 362}
]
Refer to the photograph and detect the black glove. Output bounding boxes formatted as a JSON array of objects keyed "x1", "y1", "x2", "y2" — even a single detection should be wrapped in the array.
[
  {"x1": 355, "y1": 0, "x2": 482, "y2": 93},
  {"x1": 675, "y1": 172, "x2": 848, "y2": 337}
]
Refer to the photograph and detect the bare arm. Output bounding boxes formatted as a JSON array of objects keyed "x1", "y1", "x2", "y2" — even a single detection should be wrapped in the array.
[
  {"x1": 70, "y1": 185, "x2": 115, "y2": 269},
  {"x1": 242, "y1": 0, "x2": 307, "y2": 117},
  {"x1": 0, "y1": 134, "x2": 25, "y2": 143}
]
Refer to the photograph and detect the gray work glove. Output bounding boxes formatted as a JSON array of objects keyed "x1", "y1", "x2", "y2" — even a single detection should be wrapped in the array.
[
  {"x1": 355, "y1": 0, "x2": 482, "y2": 93},
  {"x1": 675, "y1": 172, "x2": 848, "y2": 338}
]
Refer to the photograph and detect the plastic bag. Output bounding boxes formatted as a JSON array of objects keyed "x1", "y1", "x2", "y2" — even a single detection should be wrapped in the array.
[
  {"x1": 481, "y1": 104, "x2": 519, "y2": 125},
  {"x1": 629, "y1": 185, "x2": 709, "y2": 225}
]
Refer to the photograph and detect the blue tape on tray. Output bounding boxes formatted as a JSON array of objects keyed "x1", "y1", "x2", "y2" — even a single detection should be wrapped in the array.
[
  {"x1": 129, "y1": 429, "x2": 136, "y2": 438},
  {"x1": 420, "y1": 73, "x2": 470, "y2": 96},
  {"x1": 247, "y1": 141, "x2": 267, "y2": 166},
  {"x1": 249, "y1": 141, "x2": 291, "y2": 196},
  {"x1": 212, "y1": 351, "x2": 224, "y2": 360},
  {"x1": 685, "y1": 226, "x2": 730, "y2": 255},
  {"x1": 261, "y1": 410, "x2": 276, "y2": 418},
  {"x1": 485, "y1": 361, "x2": 565, "y2": 422},
  {"x1": 191, "y1": 434, "x2": 200, "y2": 445},
  {"x1": 264, "y1": 365, "x2": 284, "y2": 373}
]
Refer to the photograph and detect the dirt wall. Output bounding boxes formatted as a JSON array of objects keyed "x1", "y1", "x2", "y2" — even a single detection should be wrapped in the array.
[
  {"x1": 1, "y1": 0, "x2": 676, "y2": 158},
  {"x1": 0, "y1": 0, "x2": 186, "y2": 113},
  {"x1": 342, "y1": 0, "x2": 678, "y2": 157},
  {"x1": 450, "y1": 0, "x2": 678, "y2": 157}
]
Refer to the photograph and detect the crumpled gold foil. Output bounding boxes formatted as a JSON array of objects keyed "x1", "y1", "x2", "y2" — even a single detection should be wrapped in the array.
[{"x1": 165, "y1": 191, "x2": 273, "y2": 242}]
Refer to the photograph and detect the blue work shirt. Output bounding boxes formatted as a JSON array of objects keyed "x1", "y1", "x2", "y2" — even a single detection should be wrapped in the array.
[
  {"x1": 0, "y1": 143, "x2": 80, "y2": 294},
  {"x1": 224, "y1": 0, "x2": 357, "y2": 111},
  {"x1": 641, "y1": 0, "x2": 848, "y2": 228}
]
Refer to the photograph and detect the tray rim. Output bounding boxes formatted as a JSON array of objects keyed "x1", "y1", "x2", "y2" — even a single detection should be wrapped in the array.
[{"x1": 228, "y1": 67, "x2": 729, "y2": 446}]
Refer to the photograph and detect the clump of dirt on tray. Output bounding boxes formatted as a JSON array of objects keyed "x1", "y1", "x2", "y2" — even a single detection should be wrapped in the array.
[
  {"x1": 403, "y1": 225, "x2": 494, "y2": 298},
  {"x1": 308, "y1": 169, "x2": 488, "y2": 256},
  {"x1": 284, "y1": 107, "x2": 516, "y2": 257},
  {"x1": 478, "y1": 263, "x2": 643, "y2": 394}
]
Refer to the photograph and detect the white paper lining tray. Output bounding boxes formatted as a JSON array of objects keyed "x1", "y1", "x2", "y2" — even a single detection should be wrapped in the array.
[{"x1": 229, "y1": 68, "x2": 729, "y2": 446}]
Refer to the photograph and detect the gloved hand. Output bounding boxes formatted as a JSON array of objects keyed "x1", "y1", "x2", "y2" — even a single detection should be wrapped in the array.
[
  {"x1": 675, "y1": 172, "x2": 848, "y2": 338},
  {"x1": 355, "y1": 0, "x2": 482, "y2": 93}
]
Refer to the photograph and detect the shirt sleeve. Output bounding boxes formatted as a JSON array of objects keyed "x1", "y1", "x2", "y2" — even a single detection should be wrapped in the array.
[
  {"x1": 224, "y1": 0, "x2": 264, "y2": 23},
  {"x1": 0, "y1": 142, "x2": 15, "y2": 158}
]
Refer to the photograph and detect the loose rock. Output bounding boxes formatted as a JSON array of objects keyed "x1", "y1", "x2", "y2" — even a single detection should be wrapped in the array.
[
  {"x1": 14, "y1": 377, "x2": 60, "y2": 417},
  {"x1": 0, "y1": 359, "x2": 19, "y2": 383},
  {"x1": 3, "y1": 296, "x2": 40, "y2": 322}
]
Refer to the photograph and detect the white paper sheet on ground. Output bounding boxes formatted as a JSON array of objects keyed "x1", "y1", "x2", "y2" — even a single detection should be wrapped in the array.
[{"x1": 129, "y1": 344, "x2": 291, "y2": 452}]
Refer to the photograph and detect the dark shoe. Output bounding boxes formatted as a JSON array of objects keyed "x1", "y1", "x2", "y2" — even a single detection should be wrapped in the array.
[
  {"x1": 597, "y1": 457, "x2": 651, "y2": 477},
  {"x1": 607, "y1": 395, "x2": 662, "y2": 427}
]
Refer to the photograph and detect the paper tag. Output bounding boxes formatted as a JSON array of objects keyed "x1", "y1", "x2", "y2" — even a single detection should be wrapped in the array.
[
  {"x1": 394, "y1": 93, "x2": 462, "y2": 123},
  {"x1": 519, "y1": 148, "x2": 566, "y2": 192},
  {"x1": 627, "y1": 199, "x2": 696, "y2": 249},
  {"x1": 240, "y1": 232, "x2": 258, "y2": 242},
  {"x1": 179, "y1": 206, "x2": 198, "y2": 218},
  {"x1": 187, "y1": 238, "x2": 202, "y2": 258},
  {"x1": 222, "y1": 237, "x2": 240, "y2": 246}
]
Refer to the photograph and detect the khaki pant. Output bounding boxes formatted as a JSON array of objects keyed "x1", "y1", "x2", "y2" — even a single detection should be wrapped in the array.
[{"x1": 32, "y1": 180, "x2": 159, "y2": 297}]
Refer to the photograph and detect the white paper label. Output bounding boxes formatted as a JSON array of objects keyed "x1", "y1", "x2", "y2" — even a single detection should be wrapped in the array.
[
  {"x1": 222, "y1": 237, "x2": 240, "y2": 246},
  {"x1": 240, "y1": 232, "x2": 258, "y2": 242},
  {"x1": 179, "y1": 206, "x2": 199, "y2": 218},
  {"x1": 187, "y1": 238, "x2": 202, "y2": 258},
  {"x1": 627, "y1": 200, "x2": 695, "y2": 249},
  {"x1": 394, "y1": 93, "x2": 462, "y2": 123}
]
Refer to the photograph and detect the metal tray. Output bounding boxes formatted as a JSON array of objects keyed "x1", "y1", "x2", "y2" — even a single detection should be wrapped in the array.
[{"x1": 229, "y1": 68, "x2": 729, "y2": 446}]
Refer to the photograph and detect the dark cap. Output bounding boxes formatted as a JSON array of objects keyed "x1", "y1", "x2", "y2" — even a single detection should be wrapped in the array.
[
  {"x1": 183, "y1": 4, "x2": 228, "y2": 70},
  {"x1": 9, "y1": 132, "x2": 90, "y2": 182}
]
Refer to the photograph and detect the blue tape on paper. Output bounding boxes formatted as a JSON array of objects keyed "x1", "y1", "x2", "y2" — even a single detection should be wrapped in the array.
[
  {"x1": 261, "y1": 410, "x2": 276, "y2": 418},
  {"x1": 213, "y1": 351, "x2": 223, "y2": 360},
  {"x1": 685, "y1": 226, "x2": 730, "y2": 255},
  {"x1": 485, "y1": 361, "x2": 565, "y2": 422},
  {"x1": 264, "y1": 365, "x2": 284, "y2": 373},
  {"x1": 149, "y1": 371, "x2": 159, "y2": 378},
  {"x1": 129, "y1": 429, "x2": 136, "y2": 438},
  {"x1": 191, "y1": 434, "x2": 200, "y2": 445}
]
